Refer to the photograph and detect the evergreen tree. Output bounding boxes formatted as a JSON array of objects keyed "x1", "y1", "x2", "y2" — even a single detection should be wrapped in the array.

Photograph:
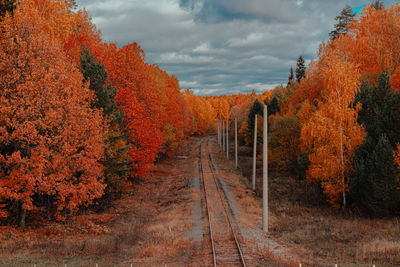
[
  {"x1": 329, "y1": 5, "x2": 355, "y2": 40},
  {"x1": 372, "y1": 0, "x2": 384, "y2": 10},
  {"x1": 350, "y1": 135, "x2": 399, "y2": 216},
  {"x1": 80, "y1": 46, "x2": 131, "y2": 201},
  {"x1": 0, "y1": 0, "x2": 16, "y2": 18},
  {"x1": 350, "y1": 72, "x2": 400, "y2": 216},
  {"x1": 288, "y1": 67, "x2": 294, "y2": 86},
  {"x1": 247, "y1": 99, "x2": 264, "y2": 146},
  {"x1": 295, "y1": 56, "x2": 306, "y2": 82},
  {"x1": 264, "y1": 96, "x2": 280, "y2": 116},
  {"x1": 296, "y1": 152, "x2": 310, "y2": 180},
  {"x1": 354, "y1": 71, "x2": 400, "y2": 146}
]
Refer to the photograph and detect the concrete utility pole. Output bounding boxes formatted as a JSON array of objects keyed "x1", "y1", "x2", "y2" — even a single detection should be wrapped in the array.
[
  {"x1": 235, "y1": 118, "x2": 238, "y2": 169},
  {"x1": 218, "y1": 120, "x2": 220, "y2": 146},
  {"x1": 220, "y1": 119, "x2": 222, "y2": 147},
  {"x1": 263, "y1": 105, "x2": 268, "y2": 232},
  {"x1": 218, "y1": 120, "x2": 221, "y2": 146},
  {"x1": 222, "y1": 119, "x2": 225, "y2": 151},
  {"x1": 226, "y1": 119, "x2": 229, "y2": 160},
  {"x1": 252, "y1": 114, "x2": 257, "y2": 191}
]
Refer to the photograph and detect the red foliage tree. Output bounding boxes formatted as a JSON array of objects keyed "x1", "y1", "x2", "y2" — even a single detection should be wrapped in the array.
[{"x1": 102, "y1": 43, "x2": 164, "y2": 177}]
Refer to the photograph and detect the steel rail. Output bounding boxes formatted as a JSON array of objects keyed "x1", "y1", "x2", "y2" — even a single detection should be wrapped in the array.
[
  {"x1": 204, "y1": 137, "x2": 247, "y2": 267},
  {"x1": 199, "y1": 139, "x2": 217, "y2": 267}
]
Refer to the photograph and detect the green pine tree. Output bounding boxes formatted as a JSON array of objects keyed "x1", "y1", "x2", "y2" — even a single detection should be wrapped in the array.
[
  {"x1": 372, "y1": 0, "x2": 384, "y2": 10},
  {"x1": 350, "y1": 72, "x2": 400, "y2": 216},
  {"x1": 264, "y1": 96, "x2": 280, "y2": 116},
  {"x1": 80, "y1": 46, "x2": 131, "y2": 201},
  {"x1": 295, "y1": 56, "x2": 306, "y2": 82},
  {"x1": 329, "y1": 5, "x2": 355, "y2": 40},
  {"x1": 296, "y1": 152, "x2": 310, "y2": 180},
  {"x1": 355, "y1": 71, "x2": 400, "y2": 146},
  {"x1": 350, "y1": 135, "x2": 399, "y2": 216},
  {"x1": 288, "y1": 67, "x2": 294, "y2": 86},
  {"x1": 246, "y1": 99, "x2": 264, "y2": 147}
]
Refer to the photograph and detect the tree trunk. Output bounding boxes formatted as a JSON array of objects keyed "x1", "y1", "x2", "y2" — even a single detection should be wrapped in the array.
[
  {"x1": 340, "y1": 122, "x2": 346, "y2": 211},
  {"x1": 19, "y1": 204, "x2": 26, "y2": 230},
  {"x1": 337, "y1": 89, "x2": 346, "y2": 211}
]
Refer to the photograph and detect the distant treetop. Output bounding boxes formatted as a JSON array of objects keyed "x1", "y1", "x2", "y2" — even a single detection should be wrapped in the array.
[{"x1": 329, "y1": 5, "x2": 355, "y2": 40}]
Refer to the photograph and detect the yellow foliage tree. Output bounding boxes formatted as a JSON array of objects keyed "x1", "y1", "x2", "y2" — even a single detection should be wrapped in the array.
[{"x1": 301, "y1": 51, "x2": 365, "y2": 209}]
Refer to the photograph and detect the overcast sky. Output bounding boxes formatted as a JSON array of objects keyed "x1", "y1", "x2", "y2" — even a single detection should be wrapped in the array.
[{"x1": 75, "y1": 0, "x2": 397, "y2": 95}]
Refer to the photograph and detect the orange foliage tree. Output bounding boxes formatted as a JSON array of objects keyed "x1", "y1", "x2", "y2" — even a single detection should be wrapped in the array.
[
  {"x1": 285, "y1": 4, "x2": 400, "y2": 209},
  {"x1": 300, "y1": 50, "x2": 364, "y2": 208},
  {"x1": 102, "y1": 43, "x2": 191, "y2": 176},
  {"x1": 391, "y1": 67, "x2": 400, "y2": 92},
  {"x1": 183, "y1": 91, "x2": 217, "y2": 135},
  {"x1": 105, "y1": 43, "x2": 164, "y2": 177},
  {"x1": 0, "y1": 0, "x2": 294, "y2": 228},
  {"x1": 346, "y1": 4, "x2": 400, "y2": 77},
  {"x1": 150, "y1": 66, "x2": 189, "y2": 153},
  {"x1": 0, "y1": 0, "x2": 105, "y2": 226}
]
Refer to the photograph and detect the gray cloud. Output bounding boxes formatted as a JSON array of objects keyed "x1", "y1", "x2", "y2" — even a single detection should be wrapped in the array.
[
  {"x1": 199, "y1": 0, "x2": 299, "y2": 23},
  {"x1": 76, "y1": 0, "x2": 396, "y2": 95}
]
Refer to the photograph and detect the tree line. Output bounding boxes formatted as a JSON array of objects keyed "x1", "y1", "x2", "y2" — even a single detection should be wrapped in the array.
[
  {"x1": 1, "y1": 0, "x2": 398, "y2": 229},
  {"x1": 181, "y1": 1, "x2": 400, "y2": 218},
  {"x1": 250, "y1": 0, "x2": 400, "y2": 217},
  {"x1": 0, "y1": 0, "x2": 224, "y2": 228}
]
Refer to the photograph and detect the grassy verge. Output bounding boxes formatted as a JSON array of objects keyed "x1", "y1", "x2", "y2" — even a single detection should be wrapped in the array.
[{"x1": 234, "y1": 142, "x2": 400, "y2": 266}]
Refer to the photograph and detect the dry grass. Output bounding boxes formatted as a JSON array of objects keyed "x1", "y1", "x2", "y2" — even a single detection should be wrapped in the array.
[
  {"x1": 4, "y1": 136, "x2": 398, "y2": 266},
  {"x1": 210, "y1": 137, "x2": 400, "y2": 266},
  {"x1": 0, "y1": 137, "x2": 203, "y2": 266},
  {"x1": 264, "y1": 176, "x2": 400, "y2": 266},
  {"x1": 357, "y1": 239, "x2": 400, "y2": 262}
]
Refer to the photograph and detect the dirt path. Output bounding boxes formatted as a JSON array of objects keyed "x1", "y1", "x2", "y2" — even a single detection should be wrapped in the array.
[
  {"x1": 0, "y1": 136, "x2": 295, "y2": 266},
  {"x1": 0, "y1": 137, "x2": 203, "y2": 266}
]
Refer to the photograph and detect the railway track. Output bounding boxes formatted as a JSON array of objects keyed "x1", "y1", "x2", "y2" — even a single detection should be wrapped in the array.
[{"x1": 199, "y1": 137, "x2": 247, "y2": 266}]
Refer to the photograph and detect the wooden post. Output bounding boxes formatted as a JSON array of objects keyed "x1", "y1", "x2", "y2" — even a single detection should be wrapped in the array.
[
  {"x1": 252, "y1": 114, "x2": 257, "y2": 191},
  {"x1": 263, "y1": 105, "x2": 268, "y2": 232},
  {"x1": 226, "y1": 118, "x2": 229, "y2": 160},
  {"x1": 235, "y1": 118, "x2": 238, "y2": 169},
  {"x1": 222, "y1": 119, "x2": 225, "y2": 151}
]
